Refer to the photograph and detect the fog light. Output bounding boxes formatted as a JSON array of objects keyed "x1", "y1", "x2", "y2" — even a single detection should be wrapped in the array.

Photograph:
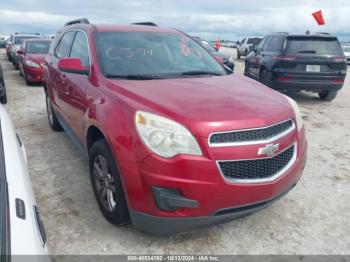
[{"x1": 152, "y1": 186, "x2": 199, "y2": 211}]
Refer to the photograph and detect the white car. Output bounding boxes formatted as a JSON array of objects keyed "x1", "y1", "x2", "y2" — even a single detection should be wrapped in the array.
[
  {"x1": 342, "y1": 45, "x2": 350, "y2": 64},
  {"x1": 236, "y1": 37, "x2": 263, "y2": 59},
  {"x1": 0, "y1": 104, "x2": 49, "y2": 259}
]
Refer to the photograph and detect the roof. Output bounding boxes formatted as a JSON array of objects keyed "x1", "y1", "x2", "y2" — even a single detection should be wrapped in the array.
[
  {"x1": 23, "y1": 38, "x2": 52, "y2": 42},
  {"x1": 270, "y1": 32, "x2": 336, "y2": 38},
  {"x1": 63, "y1": 22, "x2": 180, "y2": 34}
]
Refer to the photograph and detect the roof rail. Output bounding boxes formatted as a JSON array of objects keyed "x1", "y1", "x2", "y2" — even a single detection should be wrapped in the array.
[
  {"x1": 271, "y1": 32, "x2": 289, "y2": 35},
  {"x1": 64, "y1": 18, "x2": 90, "y2": 26},
  {"x1": 315, "y1": 32, "x2": 331, "y2": 35},
  {"x1": 132, "y1": 22, "x2": 158, "y2": 26}
]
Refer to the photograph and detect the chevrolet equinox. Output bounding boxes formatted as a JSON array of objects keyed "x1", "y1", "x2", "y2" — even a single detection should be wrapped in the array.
[{"x1": 43, "y1": 19, "x2": 307, "y2": 235}]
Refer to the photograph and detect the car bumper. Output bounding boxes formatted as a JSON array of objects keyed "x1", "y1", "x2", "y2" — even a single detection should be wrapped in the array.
[
  {"x1": 25, "y1": 67, "x2": 44, "y2": 83},
  {"x1": 269, "y1": 79, "x2": 344, "y2": 92},
  {"x1": 118, "y1": 129, "x2": 307, "y2": 235}
]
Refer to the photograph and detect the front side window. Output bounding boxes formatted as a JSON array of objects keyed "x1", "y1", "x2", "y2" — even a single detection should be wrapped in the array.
[
  {"x1": 56, "y1": 31, "x2": 76, "y2": 58},
  {"x1": 26, "y1": 41, "x2": 51, "y2": 54},
  {"x1": 70, "y1": 32, "x2": 90, "y2": 67},
  {"x1": 94, "y1": 32, "x2": 226, "y2": 78},
  {"x1": 247, "y1": 38, "x2": 262, "y2": 45}
]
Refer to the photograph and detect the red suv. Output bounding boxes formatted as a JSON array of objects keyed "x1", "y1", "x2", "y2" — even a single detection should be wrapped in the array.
[{"x1": 43, "y1": 19, "x2": 307, "y2": 235}]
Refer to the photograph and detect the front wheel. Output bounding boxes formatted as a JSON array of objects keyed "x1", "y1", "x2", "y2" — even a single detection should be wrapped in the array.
[
  {"x1": 318, "y1": 90, "x2": 338, "y2": 101},
  {"x1": 259, "y1": 69, "x2": 270, "y2": 87},
  {"x1": 89, "y1": 139, "x2": 130, "y2": 226},
  {"x1": 45, "y1": 93, "x2": 62, "y2": 131}
]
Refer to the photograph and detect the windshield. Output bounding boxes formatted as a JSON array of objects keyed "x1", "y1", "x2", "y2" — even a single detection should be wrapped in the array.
[
  {"x1": 286, "y1": 37, "x2": 343, "y2": 55},
  {"x1": 26, "y1": 41, "x2": 51, "y2": 54},
  {"x1": 247, "y1": 38, "x2": 262, "y2": 45},
  {"x1": 14, "y1": 36, "x2": 39, "y2": 45},
  {"x1": 94, "y1": 32, "x2": 226, "y2": 78}
]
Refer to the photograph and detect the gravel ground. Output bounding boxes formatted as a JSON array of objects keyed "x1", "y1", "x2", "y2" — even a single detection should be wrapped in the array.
[{"x1": 1, "y1": 48, "x2": 349, "y2": 255}]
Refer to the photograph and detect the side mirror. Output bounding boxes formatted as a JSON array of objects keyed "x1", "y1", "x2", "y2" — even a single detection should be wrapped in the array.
[
  {"x1": 17, "y1": 50, "x2": 24, "y2": 55},
  {"x1": 58, "y1": 58, "x2": 89, "y2": 75},
  {"x1": 214, "y1": 56, "x2": 224, "y2": 65}
]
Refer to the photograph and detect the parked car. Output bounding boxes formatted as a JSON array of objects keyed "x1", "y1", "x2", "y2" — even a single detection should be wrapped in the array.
[
  {"x1": 0, "y1": 64, "x2": 7, "y2": 104},
  {"x1": 0, "y1": 37, "x2": 6, "y2": 48},
  {"x1": 0, "y1": 103, "x2": 49, "y2": 258},
  {"x1": 342, "y1": 45, "x2": 350, "y2": 64},
  {"x1": 237, "y1": 37, "x2": 263, "y2": 59},
  {"x1": 8, "y1": 33, "x2": 42, "y2": 70},
  {"x1": 5, "y1": 37, "x2": 13, "y2": 62},
  {"x1": 44, "y1": 19, "x2": 307, "y2": 235},
  {"x1": 192, "y1": 37, "x2": 234, "y2": 70},
  {"x1": 245, "y1": 32, "x2": 347, "y2": 101},
  {"x1": 17, "y1": 38, "x2": 52, "y2": 85}
]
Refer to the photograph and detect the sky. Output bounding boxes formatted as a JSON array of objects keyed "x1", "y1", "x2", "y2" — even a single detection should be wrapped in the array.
[{"x1": 1, "y1": 0, "x2": 350, "y2": 41}]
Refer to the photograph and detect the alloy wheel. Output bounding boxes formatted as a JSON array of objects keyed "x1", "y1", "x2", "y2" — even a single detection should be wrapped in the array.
[{"x1": 93, "y1": 155, "x2": 117, "y2": 212}]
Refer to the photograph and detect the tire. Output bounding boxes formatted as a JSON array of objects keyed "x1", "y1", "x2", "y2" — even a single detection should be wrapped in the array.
[
  {"x1": 0, "y1": 77, "x2": 6, "y2": 104},
  {"x1": 318, "y1": 90, "x2": 338, "y2": 101},
  {"x1": 244, "y1": 62, "x2": 249, "y2": 76},
  {"x1": 237, "y1": 50, "x2": 241, "y2": 60},
  {"x1": 45, "y1": 93, "x2": 63, "y2": 131},
  {"x1": 259, "y1": 69, "x2": 270, "y2": 87},
  {"x1": 89, "y1": 139, "x2": 130, "y2": 226}
]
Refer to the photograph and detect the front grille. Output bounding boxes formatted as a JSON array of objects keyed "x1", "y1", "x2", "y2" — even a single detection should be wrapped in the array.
[
  {"x1": 210, "y1": 119, "x2": 293, "y2": 146},
  {"x1": 218, "y1": 144, "x2": 295, "y2": 182}
]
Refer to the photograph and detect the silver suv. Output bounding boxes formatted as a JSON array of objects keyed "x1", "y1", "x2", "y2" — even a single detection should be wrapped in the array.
[{"x1": 8, "y1": 33, "x2": 41, "y2": 70}]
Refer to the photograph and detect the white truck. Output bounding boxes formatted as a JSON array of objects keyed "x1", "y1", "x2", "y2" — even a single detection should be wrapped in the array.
[{"x1": 236, "y1": 37, "x2": 263, "y2": 59}]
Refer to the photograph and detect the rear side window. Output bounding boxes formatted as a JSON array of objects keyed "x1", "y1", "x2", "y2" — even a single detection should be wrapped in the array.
[
  {"x1": 55, "y1": 31, "x2": 76, "y2": 58},
  {"x1": 70, "y1": 32, "x2": 90, "y2": 67},
  {"x1": 265, "y1": 36, "x2": 285, "y2": 52},
  {"x1": 285, "y1": 37, "x2": 343, "y2": 55},
  {"x1": 247, "y1": 38, "x2": 262, "y2": 45}
]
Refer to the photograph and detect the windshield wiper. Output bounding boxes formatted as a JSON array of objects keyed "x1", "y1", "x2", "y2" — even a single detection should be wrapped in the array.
[
  {"x1": 106, "y1": 74, "x2": 164, "y2": 80},
  {"x1": 180, "y1": 71, "x2": 223, "y2": 76},
  {"x1": 298, "y1": 50, "x2": 316, "y2": 54}
]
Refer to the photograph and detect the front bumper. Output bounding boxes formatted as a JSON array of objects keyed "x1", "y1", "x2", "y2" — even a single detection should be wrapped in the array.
[
  {"x1": 118, "y1": 128, "x2": 307, "y2": 235},
  {"x1": 25, "y1": 66, "x2": 44, "y2": 83},
  {"x1": 130, "y1": 183, "x2": 297, "y2": 235}
]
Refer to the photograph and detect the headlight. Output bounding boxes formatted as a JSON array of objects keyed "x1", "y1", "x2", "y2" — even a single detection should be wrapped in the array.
[
  {"x1": 135, "y1": 111, "x2": 202, "y2": 158},
  {"x1": 284, "y1": 95, "x2": 304, "y2": 131},
  {"x1": 25, "y1": 60, "x2": 40, "y2": 68}
]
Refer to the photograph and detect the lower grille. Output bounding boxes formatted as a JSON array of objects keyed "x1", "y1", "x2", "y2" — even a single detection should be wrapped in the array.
[{"x1": 218, "y1": 144, "x2": 296, "y2": 183}]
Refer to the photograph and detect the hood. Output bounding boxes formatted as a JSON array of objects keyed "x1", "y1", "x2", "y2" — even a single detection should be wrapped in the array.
[
  {"x1": 106, "y1": 74, "x2": 293, "y2": 137},
  {"x1": 25, "y1": 54, "x2": 46, "y2": 64}
]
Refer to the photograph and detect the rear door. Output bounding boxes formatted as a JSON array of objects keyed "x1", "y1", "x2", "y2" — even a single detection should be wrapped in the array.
[
  {"x1": 275, "y1": 36, "x2": 346, "y2": 82},
  {"x1": 49, "y1": 31, "x2": 76, "y2": 117}
]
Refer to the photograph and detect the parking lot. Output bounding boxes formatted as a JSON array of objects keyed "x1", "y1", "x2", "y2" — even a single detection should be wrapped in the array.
[{"x1": 1, "y1": 47, "x2": 349, "y2": 255}]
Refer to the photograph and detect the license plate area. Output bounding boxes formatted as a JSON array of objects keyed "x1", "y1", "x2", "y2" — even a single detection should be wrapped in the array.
[{"x1": 306, "y1": 65, "x2": 320, "y2": 72}]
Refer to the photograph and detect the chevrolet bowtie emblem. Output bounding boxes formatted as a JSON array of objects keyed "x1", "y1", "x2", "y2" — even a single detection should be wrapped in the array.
[{"x1": 258, "y1": 143, "x2": 279, "y2": 157}]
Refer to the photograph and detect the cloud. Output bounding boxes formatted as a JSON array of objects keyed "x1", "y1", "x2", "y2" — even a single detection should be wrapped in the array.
[{"x1": 0, "y1": 1, "x2": 349, "y2": 40}]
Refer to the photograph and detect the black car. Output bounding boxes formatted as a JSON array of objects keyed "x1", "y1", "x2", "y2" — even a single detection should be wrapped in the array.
[
  {"x1": 192, "y1": 37, "x2": 234, "y2": 71},
  {"x1": 244, "y1": 33, "x2": 347, "y2": 101},
  {"x1": 0, "y1": 64, "x2": 7, "y2": 104}
]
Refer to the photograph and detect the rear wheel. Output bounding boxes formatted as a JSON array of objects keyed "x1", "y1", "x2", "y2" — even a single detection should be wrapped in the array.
[
  {"x1": 45, "y1": 93, "x2": 62, "y2": 131},
  {"x1": 244, "y1": 62, "x2": 249, "y2": 76},
  {"x1": 89, "y1": 139, "x2": 130, "y2": 226},
  {"x1": 318, "y1": 90, "x2": 338, "y2": 101},
  {"x1": 259, "y1": 69, "x2": 270, "y2": 87},
  {"x1": 237, "y1": 50, "x2": 241, "y2": 60}
]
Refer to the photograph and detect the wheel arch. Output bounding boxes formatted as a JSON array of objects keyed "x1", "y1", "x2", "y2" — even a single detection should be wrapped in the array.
[{"x1": 86, "y1": 125, "x2": 107, "y2": 152}]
